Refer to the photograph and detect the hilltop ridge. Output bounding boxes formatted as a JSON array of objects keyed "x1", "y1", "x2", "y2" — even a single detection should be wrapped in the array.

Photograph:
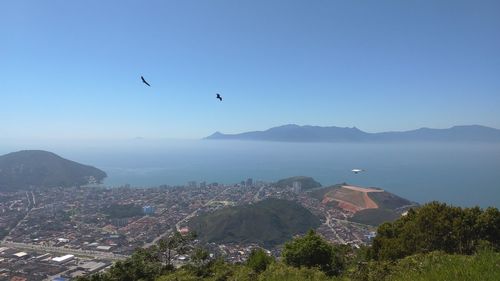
[
  {"x1": 0, "y1": 150, "x2": 107, "y2": 190},
  {"x1": 274, "y1": 176, "x2": 322, "y2": 190},
  {"x1": 205, "y1": 124, "x2": 500, "y2": 142},
  {"x1": 189, "y1": 198, "x2": 320, "y2": 247}
]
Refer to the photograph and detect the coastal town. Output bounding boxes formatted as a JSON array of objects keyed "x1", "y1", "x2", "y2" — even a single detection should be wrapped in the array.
[{"x1": 0, "y1": 179, "x2": 398, "y2": 281}]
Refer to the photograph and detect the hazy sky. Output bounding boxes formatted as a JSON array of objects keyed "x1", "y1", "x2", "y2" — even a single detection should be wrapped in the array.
[{"x1": 1, "y1": 0, "x2": 499, "y2": 139}]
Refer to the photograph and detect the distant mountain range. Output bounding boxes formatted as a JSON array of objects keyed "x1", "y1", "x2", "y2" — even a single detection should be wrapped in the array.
[
  {"x1": 205, "y1": 124, "x2": 500, "y2": 142},
  {"x1": 0, "y1": 150, "x2": 107, "y2": 191}
]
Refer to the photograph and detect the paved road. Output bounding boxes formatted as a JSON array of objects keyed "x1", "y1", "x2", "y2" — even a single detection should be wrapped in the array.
[
  {"x1": 253, "y1": 185, "x2": 266, "y2": 201},
  {"x1": 2, "y1": 193, "x2": 35, "y2": 243},
  {"x1": 329, "y1": 216, "x2": 372, "y2": 228},
  {"x1": 325, "y1": 214, "x2": 346, "y2": 244}
]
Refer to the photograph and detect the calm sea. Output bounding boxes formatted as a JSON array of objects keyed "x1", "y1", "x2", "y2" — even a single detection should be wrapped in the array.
[{"x1": 1, "y1": 139, "x2": 499, "y2": 208}]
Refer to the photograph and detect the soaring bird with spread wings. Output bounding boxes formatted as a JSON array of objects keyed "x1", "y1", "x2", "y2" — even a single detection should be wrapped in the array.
[
  {"x1": 216, "y1": 93, "x2": 222, "y2": 101},
  {"x1": 141, "y1": 76, "x2": 151, "y2": 87}
]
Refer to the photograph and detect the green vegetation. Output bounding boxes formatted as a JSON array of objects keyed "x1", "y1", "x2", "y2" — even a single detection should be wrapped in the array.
[
  {"x1": 370, "y1": 202, "x2": 500, "y2": 260},
  {"x1": 189, "y1": 198, "x2": 320, "y2": 247},
  {"x1": 368, "y1": 192, "x2": 413, "y2": 210},
  {"x1": 308, "y1": 184, "x2": 345, "y2": 200},
  {"x1": 79, "y1": 202, "x2": 500, "y2": 281},
  {"x1": 349, "y1": 208, "x2": 401, "y2": 226},
  {"x1": 76, "y1": 231, "x2": 196, "y2": 281},
  {"x1": 0, "y1": 228, "x2": 9, "y2": 240},
  {"x1": 388, "y1": 250, "x2": 500, "y2": 281},
  {"x1": 282, "y1": 230, "x2": 346, "y2": 276},
  {"x1": 246, "y1": 248, "x2": 274, "y2": 273},
  {"x1": 349, "y1": 191, "x2": 415, "y2": 226},
  {"x1": 79, "y1": 249, "x2": 500, "y2": 281},
  {"x1": 350, "y1": 250, "x2": 500, "y2": 281},
  {"x1": 158, "y1": 231, "x2": 197, "y2": 269},
  {"x1": 256, "y1": 262, "x2": 334, "y2": 281},
  {"x1": 274, "y1": 176, "x2": 322, "y2": 190},
  {"x1": 0, "y1": 150, "x2": 106, "y2": 190},
  {"x1": 103, "y1": 204, "x2": 143, "y2": 219}
]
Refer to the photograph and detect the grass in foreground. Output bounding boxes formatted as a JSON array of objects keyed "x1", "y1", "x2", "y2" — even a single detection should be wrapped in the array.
[{"x1": 387, "y1": 250, "x2": 500, "y2": 281}]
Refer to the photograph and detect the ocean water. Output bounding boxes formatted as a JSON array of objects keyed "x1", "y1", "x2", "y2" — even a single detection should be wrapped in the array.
[{"x1": 1, "y1": 139, "x2": 499, "y2": 208}]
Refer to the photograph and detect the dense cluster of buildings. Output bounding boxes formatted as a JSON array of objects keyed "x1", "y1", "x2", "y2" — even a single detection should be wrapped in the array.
[
  {"x1": 1, "y1": 178, "x2": 377, "y2": 280},
  {"x1": 0, "y1": 192, "x2": 30, "y2": 240}
]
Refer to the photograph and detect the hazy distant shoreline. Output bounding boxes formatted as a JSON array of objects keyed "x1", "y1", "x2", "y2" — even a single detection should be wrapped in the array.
[
  {"x1": 68, "y1": 141, "x2": 500, "y2": 208},
  {"x1": 205, "y1": 124, "x2": 500, "y2": 143},
  {"x1": 1, "y1": 140, "x2": 499, "y2": 208}
]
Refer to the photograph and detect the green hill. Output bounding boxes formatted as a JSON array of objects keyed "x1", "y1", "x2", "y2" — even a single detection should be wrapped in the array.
[
  {"x1": 189, "y1": 199, "x2": 320, "y2": 247},
  {"x1": 349, "y1": 208, "x2": 401, "y2": 226},
  {"x1": 275, "y1": 176, "x2": 322, "y2": 190},
  {"x1": 0, "y1": 150, "x2": 107, "y2": 190},
  {"x1": 368, "y1": 191, "x2": 413, "y2": 210},
  {"x1": 349, "y1": 191, "x2": 416, "y2": 226}
]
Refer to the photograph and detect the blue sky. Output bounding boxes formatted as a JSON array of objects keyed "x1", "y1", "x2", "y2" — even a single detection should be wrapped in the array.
[{"x1": 1, "y1": 0, "x2": 499, "y2": 139}]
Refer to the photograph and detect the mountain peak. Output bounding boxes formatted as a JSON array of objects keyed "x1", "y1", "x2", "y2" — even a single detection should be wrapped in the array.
[{"x1": 204, "y1": 131, "x2": 224, "y2": 139}]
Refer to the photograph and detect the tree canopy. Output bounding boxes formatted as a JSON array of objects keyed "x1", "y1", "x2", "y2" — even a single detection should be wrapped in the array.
[
  {"x1": 369, "y1": 201, "x2": 500, "y2": 260},
  {"x1": 247, "y1": 248, "x2": 274, "y2": 273},
  {"x1": 282, "y1": 230, "x2": 345, "y2": 276}
]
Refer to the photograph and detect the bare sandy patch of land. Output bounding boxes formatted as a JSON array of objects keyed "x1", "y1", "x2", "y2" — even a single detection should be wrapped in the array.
[
  {"x1": 323, "y1": 185, "x2": 384, "y2": 213},
  {"x1": 342, "y1": 185, "x2": 384, "y2": 193}
]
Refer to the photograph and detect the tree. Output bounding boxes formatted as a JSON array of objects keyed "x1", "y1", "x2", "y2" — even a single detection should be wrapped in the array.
[
  {"x1": 158, "y1": 231, "x2": 196, "y2": 269},
  {"x1": 77, "y1": 231, "x2": 196, "y2": 281},
  {"x1": 191, "y1": 247, "x2": 210, "y2": 265},
  {"x1": 282, "y1": 229, "x2": 344, "y2": 276},
  {"x1": 370, "y1": 202, "x2": 500, "y2": 260},
  {"x1": 76, "y1": 248, "x2": 164, "y2": 281},
  {"x1": 187, "y1": 247, "x2": 211, "y2": 277},
  {"x1": 477, "y1": 207, "x2": 500, "y2": 250},
  {"x1": 246, "y1": 248, "x2": 274, "y2": 273}
]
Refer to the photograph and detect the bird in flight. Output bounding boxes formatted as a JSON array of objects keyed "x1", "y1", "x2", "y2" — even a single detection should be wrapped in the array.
[
  {"x1": 216, "y1": 93, "x2": 222, "y2": 101},
  {"x1": 352, "y1": 169, "x2": 365, "y2": 174},
  {"x1": 141, "y1": 76, "x2": 151, "y2": 87}
]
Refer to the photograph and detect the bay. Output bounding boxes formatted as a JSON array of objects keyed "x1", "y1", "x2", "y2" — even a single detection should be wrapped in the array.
[{"x1": 1, "y1": 139, "x2": 499, "y2": 207}]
